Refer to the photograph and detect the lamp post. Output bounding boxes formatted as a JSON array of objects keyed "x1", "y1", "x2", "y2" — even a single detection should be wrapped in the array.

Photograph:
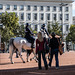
[{"x1": 59, "y1": 1, "x2": 68, "y2": 41}]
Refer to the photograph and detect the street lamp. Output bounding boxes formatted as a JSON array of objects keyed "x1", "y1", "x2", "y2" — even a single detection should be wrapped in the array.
[{"x1": 59, "y1": 1, "x2": 68, "y2": 41}]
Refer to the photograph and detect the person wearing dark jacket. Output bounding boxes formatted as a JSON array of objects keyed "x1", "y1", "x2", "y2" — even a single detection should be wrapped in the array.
[
  {"x1": 25, "y1": 23, "x2": 35, "y2": 48},
  {"x1": 49, "y1": 32, "x2": 59, "y2": 69}
]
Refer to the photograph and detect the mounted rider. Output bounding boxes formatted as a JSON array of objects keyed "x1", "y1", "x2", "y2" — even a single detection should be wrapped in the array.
[
  {"x1": 25, "y1": 23, "x2": 35, "y2": 48},
  {"x1": 40, "y1": 24, "x2": 49, "y2": 41}
]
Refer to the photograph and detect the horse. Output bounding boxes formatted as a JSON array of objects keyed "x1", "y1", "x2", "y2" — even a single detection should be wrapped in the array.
[{"x1": 9, "y1": 37, "x2": 37, "y2": 64}]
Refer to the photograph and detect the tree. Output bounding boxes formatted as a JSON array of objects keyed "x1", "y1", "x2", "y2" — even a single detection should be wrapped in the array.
[
  {"x1": 47, "y1": 21, "x2": 62, "y2": 36},
  {"x1": 0, "y1": 11, "x2": 19, "y2": 43},
  {"x1": 66, "y1": 25, "x2": 75, "y2": 43},
  {"x1": 33, "y1": 30, "x2": 37, "y2": 34},
  {"x1": 19, "y1": 25, "x2": 25, "y2": 37}
]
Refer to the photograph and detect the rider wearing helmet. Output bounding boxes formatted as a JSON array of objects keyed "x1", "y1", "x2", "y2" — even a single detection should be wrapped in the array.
[
  {"x1": 40, "y1": 24, "x2": 49, "y2": 40},
  {"x1": 25, "y1": 23, "x2": 35, "y2": 48}
]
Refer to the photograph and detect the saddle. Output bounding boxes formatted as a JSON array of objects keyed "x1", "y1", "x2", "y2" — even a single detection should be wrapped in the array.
[
  {"x1": 25, "y1": 36, "x2": 32, "y2": 43},
  {"x1": 25, "y1": 37, "x2": 35, "y2": 48}
]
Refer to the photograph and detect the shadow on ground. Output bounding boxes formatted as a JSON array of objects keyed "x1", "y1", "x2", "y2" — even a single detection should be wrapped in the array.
[{"x1": 0, "y1": 65, "x2": 75, "y2": 75}]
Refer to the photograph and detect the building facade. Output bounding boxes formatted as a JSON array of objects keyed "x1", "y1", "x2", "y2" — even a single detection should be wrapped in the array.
[
  {"x1": 73, "y1": 16, "x2": 75, "y2": 25},
  {"x1": 0, "y1": 1, "x2": 73, "y2": 35}
]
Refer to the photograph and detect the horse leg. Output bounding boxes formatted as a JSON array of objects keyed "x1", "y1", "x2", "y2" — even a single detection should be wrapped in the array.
[
  {"x1": 30, "y1": 49, "x2": 38, "y2": 62},
  {"x1": 33, "y1": 52, "x2": 38, "y2": 62},
  {"x1": 18, "y1": 48, "x2": 25, "y2": 63},
  {"x1": 15, "y1": 49, "x2": 19, "y2": 58},
  {"x1": 9, "y1": 45, "x2": 14, "y2": 64},
  {"x1": 27, "y1": 50, "x2": 29, "y2": 62}
]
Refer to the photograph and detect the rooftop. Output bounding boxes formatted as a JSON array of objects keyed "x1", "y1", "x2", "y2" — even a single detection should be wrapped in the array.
[{"x1": 0, "y1": 0, "x2": 74, "y2": 3}]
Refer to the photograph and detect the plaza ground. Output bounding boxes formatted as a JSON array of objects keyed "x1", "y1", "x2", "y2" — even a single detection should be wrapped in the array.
[{"x1": 0, "y1": 51, "x2": 75, "y2": 75}]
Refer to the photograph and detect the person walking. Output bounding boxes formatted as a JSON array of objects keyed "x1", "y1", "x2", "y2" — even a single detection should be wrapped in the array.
[
  {"x1": 49, "y1": 32, "x2": 59, "y2": 69},
  {"x1": 36, "y1": 32, "x2": 48, "y2": 70}
]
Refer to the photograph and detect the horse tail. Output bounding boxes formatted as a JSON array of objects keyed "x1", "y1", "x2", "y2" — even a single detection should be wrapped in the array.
[
  {"x1": 9, "y1": 38, "x2": 15, "y2": 59},
  {"x1": 9, "y1": 38, "x2": 14, "y2": 46}
]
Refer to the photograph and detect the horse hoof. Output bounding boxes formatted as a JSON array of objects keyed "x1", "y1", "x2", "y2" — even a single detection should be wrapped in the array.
[
  {"x1": 27, "y1": 61, "x2": 29, "y2": 62},
  {"x1": 30, "y1": 59, "x2": 32, "y2": 61},
  {"x1": 23, "y1": 61, "x2": 25, "y2": 63},
  {"x1": 11, "y1": 62, "x2": 14, "y2": 64},
  {"x1": 16, "y1": 56, "x2": 19, "y2": 58},
  {"x1": 27, "y1": 60, "x2": 30, "y2": 62},
  {"x1": 36, "y1": 61, "x2": 38, "y2": 63}
]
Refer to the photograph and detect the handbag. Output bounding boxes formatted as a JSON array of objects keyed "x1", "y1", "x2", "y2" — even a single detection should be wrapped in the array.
[{"x1": 57, "y1": 39, "x2": 63, "y2": 55}]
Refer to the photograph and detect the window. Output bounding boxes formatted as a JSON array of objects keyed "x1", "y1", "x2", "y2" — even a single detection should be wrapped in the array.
[
  {"x1": 59, "y1": 14, "x2": 62, "y2": 20},
  {"x1": 65, "y1": 7, "x2": 69, "y2": 12},
  {"x1": 0, "y1": 4, "x2": 3, "y2": 10},
  {"x1": 14, "y1": 5, "x2": 17, "y2": 10},
  {"x1": 15, "y1": 13, "x2": 17, "y2": 17},
  {"x1": 27, "y1": 13, "x2": 31, "y2": 20},
  {"x1": 40, "y1": 6, "x2": 43, "y2": 11},
  {"x1": 34, "y1": 6, "x2": 37, "y2": 11},
  {"x1": 47, "y1": 6, "x2": 50, "y2": 11},
  {"x1": 66, "y1": 25, "x2": 69, "y2": 31},
  {"x1": 35, "y1": 25, "x2": 37, "y2": 31},
  {"x1": 27, "y1": 5, "x2": 31, "y2": 11},
  {"x1": 6, "y1": 5, "x2": 10, "y2": 10},
  {"x1": 0, "y1": 13, "x2": 2, "y2": 19},
  {"x1": 40, "y1": 13, "x2": 44, "y2": 20},
  {"x1": 20, "y1": 13, "x2": 24, "y2": 21},
  {"x1": 53, "y1": 6, "x2": 56, "y2": 11},
  {"x1": 59, "y1": 7, "x2": 62, "y2": 11},
  {"x1": 53, "y1": 14, "x2": 57, "y2": 20},
  {"x1": 65, "y1": 14, "x2": 69, "y2": 21},
  {"x1": 33, "y1": 13, "x2": 37, "y2": 20},
  {"x1": 47, "y1": 13, "x2": 50, "y2": 20},
  {"x1": 20, "y1": 5, "x2": 24, "y2": 10}
]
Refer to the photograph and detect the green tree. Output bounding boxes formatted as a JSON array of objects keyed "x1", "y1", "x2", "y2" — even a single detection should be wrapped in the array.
[
  {"x1": 66, "y1": 25, "x2": 75, "y2": 43},
  {"x1": 19, "y1": 25, "x2": 25, "y2": 37},
  {"x1": 0, "y1": 11, "x2": 19, "y2": 43},
  {"x1": 33, "y1": 30, "x2": 37, "y2": 34},
  {"x1": 47, "y1": 21, "x2": 62, "y2": 36}
]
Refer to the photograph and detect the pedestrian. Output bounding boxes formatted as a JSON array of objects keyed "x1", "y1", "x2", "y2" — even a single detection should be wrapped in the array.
[
  {"x1": 67, "y1": 44, "x2": 69, "y2": 52},
  {"x1": 49, "y1": 32, "x2": 59, "y2": 69},
  {"x1": 62, "y1": 42, "x2": 64, "y2": 53},
  {"x1": 36, "y1": 32, "x2": 48, "y2": 70}
]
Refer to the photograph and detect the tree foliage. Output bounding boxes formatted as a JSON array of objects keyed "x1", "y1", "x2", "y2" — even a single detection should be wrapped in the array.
[
  {"x1": 19, "y1": 25, "x2": 25, "y2": 37},
  {"x1": 0, "y1": 11, "x2": 19, "y2": 42},
  {"x1": 47, "y1": 21, "x2": 62, "y2": 36},
  {"x1": 66, "y1": 25, "x2": 75, "y2": 43}
]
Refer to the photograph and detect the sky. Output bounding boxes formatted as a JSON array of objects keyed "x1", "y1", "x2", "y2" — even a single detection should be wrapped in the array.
[{"x1": 72, "y1": 1, "x2": 75, "y2": 16}]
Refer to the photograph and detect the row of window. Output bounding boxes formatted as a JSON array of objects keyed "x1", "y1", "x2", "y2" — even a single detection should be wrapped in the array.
[
  {"x1": 19, "y1": 13, "x2": 69, "y2": 21},
  {"x1": 0, "y1": 4, "x2": 69, "y2": 12},
  {"x1": 0, "y1": 12, "x2": 69, "y2": 21},
  {"x1": 33, "y1": 24, "x2": 69, "y2": 31}
]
